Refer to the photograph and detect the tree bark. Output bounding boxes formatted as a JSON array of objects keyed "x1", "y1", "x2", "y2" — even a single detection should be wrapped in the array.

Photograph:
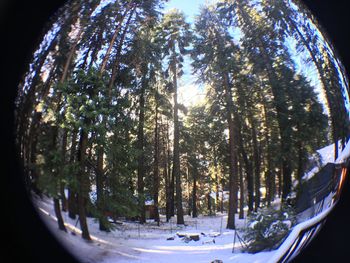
[
  {"x1": 153, "y1": 97, "x2": 160, "y2": 226},
  {"x1": 239, "y1": 161, "x2": 244, "y2": 219},
  {"x1": 235, "y1": 118, "x2": 254, "y2": 212},
  {"x1": 251, "y1": 118, "x2": 260, "y2": 211},
  {"x1": 96, "y1": 146, "x2": 109, "y2": 231},
  {"x1": 167, "y1": 119, "x2": 175, "y2": 218},
  {"x1": 28, "y1": 111, "x2": 42, "y2": 196},
  {"x1": 137, "y1": 77, "x2": 146, "y2": 224},
  {"x1": 172, "y1": 59, "x2": 184, "y2": 225},
  {"x1": 192, "y1": 163, "x2": 198, "y2": 218},
  {"x1": 162, "y1": 120, "x2": 171, "y2": 222},
  {"x1": 68, "y1": 130, "x2": 78, "y2": 219},
  {"x1": 262, "y1": 101, "x2": 274, "y2": 205},
  {"x1": 221, "y1": 172, "x2": 225, "y2": 213},
  {"x1": 223, "y1": 73, "x2": 238, "y2": 230},
  {"x1": 214, "y1": 150, "x2": 220, "y2": 213},
  {"x1": 54, "y1": 198, "x2": 67, "y2": 232},
  {"x1": 51, "y1": 126, "x2": 67, "y2": 232},
  {"x1": 77, "y1": 126, "x2": 91, "y2": 240},
  {"x1": 60, "y1": 129, "x2": 68, "y2": 212}
]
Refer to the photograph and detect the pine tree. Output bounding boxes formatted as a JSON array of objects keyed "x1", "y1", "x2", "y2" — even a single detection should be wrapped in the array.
[{"x1": 157, "y1": 9, "x2": 192, "y2": 224}]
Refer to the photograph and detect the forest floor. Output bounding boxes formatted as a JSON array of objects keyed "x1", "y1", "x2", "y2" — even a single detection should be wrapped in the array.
[{"x1": 34, "y1": 196, "x2": 276, "y2": 263}]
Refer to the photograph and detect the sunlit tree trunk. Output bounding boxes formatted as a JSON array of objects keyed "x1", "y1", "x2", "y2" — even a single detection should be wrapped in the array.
[
  {"x1": 192, "y1": 162, "x2": 198, "y2": 218},
  {"x1": 223, "y1": 73, "x2": 238, "y2": 230},
  {"x1": 137, "y1": 77, "x2": 146, "y2": 224},
  {"x1": 171, "y1": 55, "x2": 185, "y2": 225},
  {"x1": 239, "y1": 161, "x2": 244, "y2": 219}
]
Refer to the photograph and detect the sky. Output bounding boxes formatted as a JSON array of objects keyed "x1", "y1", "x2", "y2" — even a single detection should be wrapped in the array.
[
  {"x1": 163, "y1": 0, "x2": 208, "y2": 22},
  {"x1": 163, "y1": 0, "x2": 209, "y2": 107}
]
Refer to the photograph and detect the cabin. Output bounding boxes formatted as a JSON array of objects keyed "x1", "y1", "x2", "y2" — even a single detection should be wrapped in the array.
[{"x1": 145, "y1": 200, "x2": 158, "y2": 219}]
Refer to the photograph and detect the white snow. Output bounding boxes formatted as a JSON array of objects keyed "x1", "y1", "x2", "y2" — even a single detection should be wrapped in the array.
[
  {"x1": 145, "y1": 200, "x2": 154, "y2": 206},
  {"x1": 33, "y1": 195, "x2": 278, "y2": 263},
  {"x1": 317, "y1": 141, "x2": 343, "y2": 164},
  {"x1": 302, "y1": 166, "x2": 320, "y2": 181},
  {"x1": 32, "y1": 179, "x2": 342, "y2": 263},
  {"x1": 249, "y1": 220, "x2": 259, "y2": 229}
]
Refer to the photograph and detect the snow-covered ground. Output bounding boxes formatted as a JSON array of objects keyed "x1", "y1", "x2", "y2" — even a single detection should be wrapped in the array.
[
  {"x1": 34, "y1": 196, "x2": 276, "y2": 263},
  {"x1": 31, "y1": 140, "x2": 350, "y2": 263}
]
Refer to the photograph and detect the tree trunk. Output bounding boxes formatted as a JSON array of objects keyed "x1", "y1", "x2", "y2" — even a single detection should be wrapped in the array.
[
  {"x1": 223, "y1": 73, "x2": 238, "y2": 230},
  {"x1": 137, "y1": 77, "x2": 146, "y2": 224},
  {"x1": 68, "y1": 130, "x2": 78, "y2": 219},
  {"x1": 167, "y1": 119, "x2": 175, "y2": 218},
  {"x1": 172, "y1": 59, "x2": 184, "y2": 225},
  {"x1": 239, "y1": 161, "x2": 244, "y2": 219},
  {"x1": 297, "y1": 144, "x2": 304, "y2": 183},
  {"x1": 186, "y1": 161, "x2": 191, "y2": 216},
  {"x1": 262, "y1": 102, "x2": 274, "y2": 205},
  {"x1": 221, "y1": 173, "x2": 225, "y2": 214},
  {"x1": 162, "y1": 121, "x2": 171, "y2": 222},
  {"x1": 277, "y1": 169, "x2": 282, "y2": 198},
  {"x1": 153, "y1": 98, "x2": 160, "y2": 226},
  {"x1": 77, "y1": 127, "x2": 91, "y2": 240},
  {"x1": 54, "y1": 198, "x2": 67, "y2": 232},
  {"x1": 251, "y1": 118, "x2": 260, "y2": 211},
  {"x1": 236, "y1": 125, "x2": 254, "y2": 212},
  {"x1": 60, "y1": 129, "x2": 68, "y2": 212},
  {"x1": 51, "y1": 126, "x2": 67, "y2": 232},
  {"x1": 28, "y1": 111, "x2": 42, "y2": 196},
  {"x1": 96, "y1": 146, "x2": 109, "y2": 231},
  {"x1": 214, "y1": 154, "x2": 220, "y2": 213},
  {"x1": 60, "y1": 184, "x2": 68, "y2": 212},
  {"x1": 192, "y1": 165, "x2": 198, "y2": 218}
]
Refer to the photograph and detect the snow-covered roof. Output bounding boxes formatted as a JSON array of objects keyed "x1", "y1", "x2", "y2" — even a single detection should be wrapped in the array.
[
  {"x1": 316, "y1": 141, "x2": 342, "y2": 164},
  {"x1": 145, "y1": 200, "x2": 154, "y2": 205},
  {"x1": 302, "y1": 140, "x2": 349, "y2": 181},
  {"x1": 302, "y1": 166, "x2": 320, "y2": 181}
]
